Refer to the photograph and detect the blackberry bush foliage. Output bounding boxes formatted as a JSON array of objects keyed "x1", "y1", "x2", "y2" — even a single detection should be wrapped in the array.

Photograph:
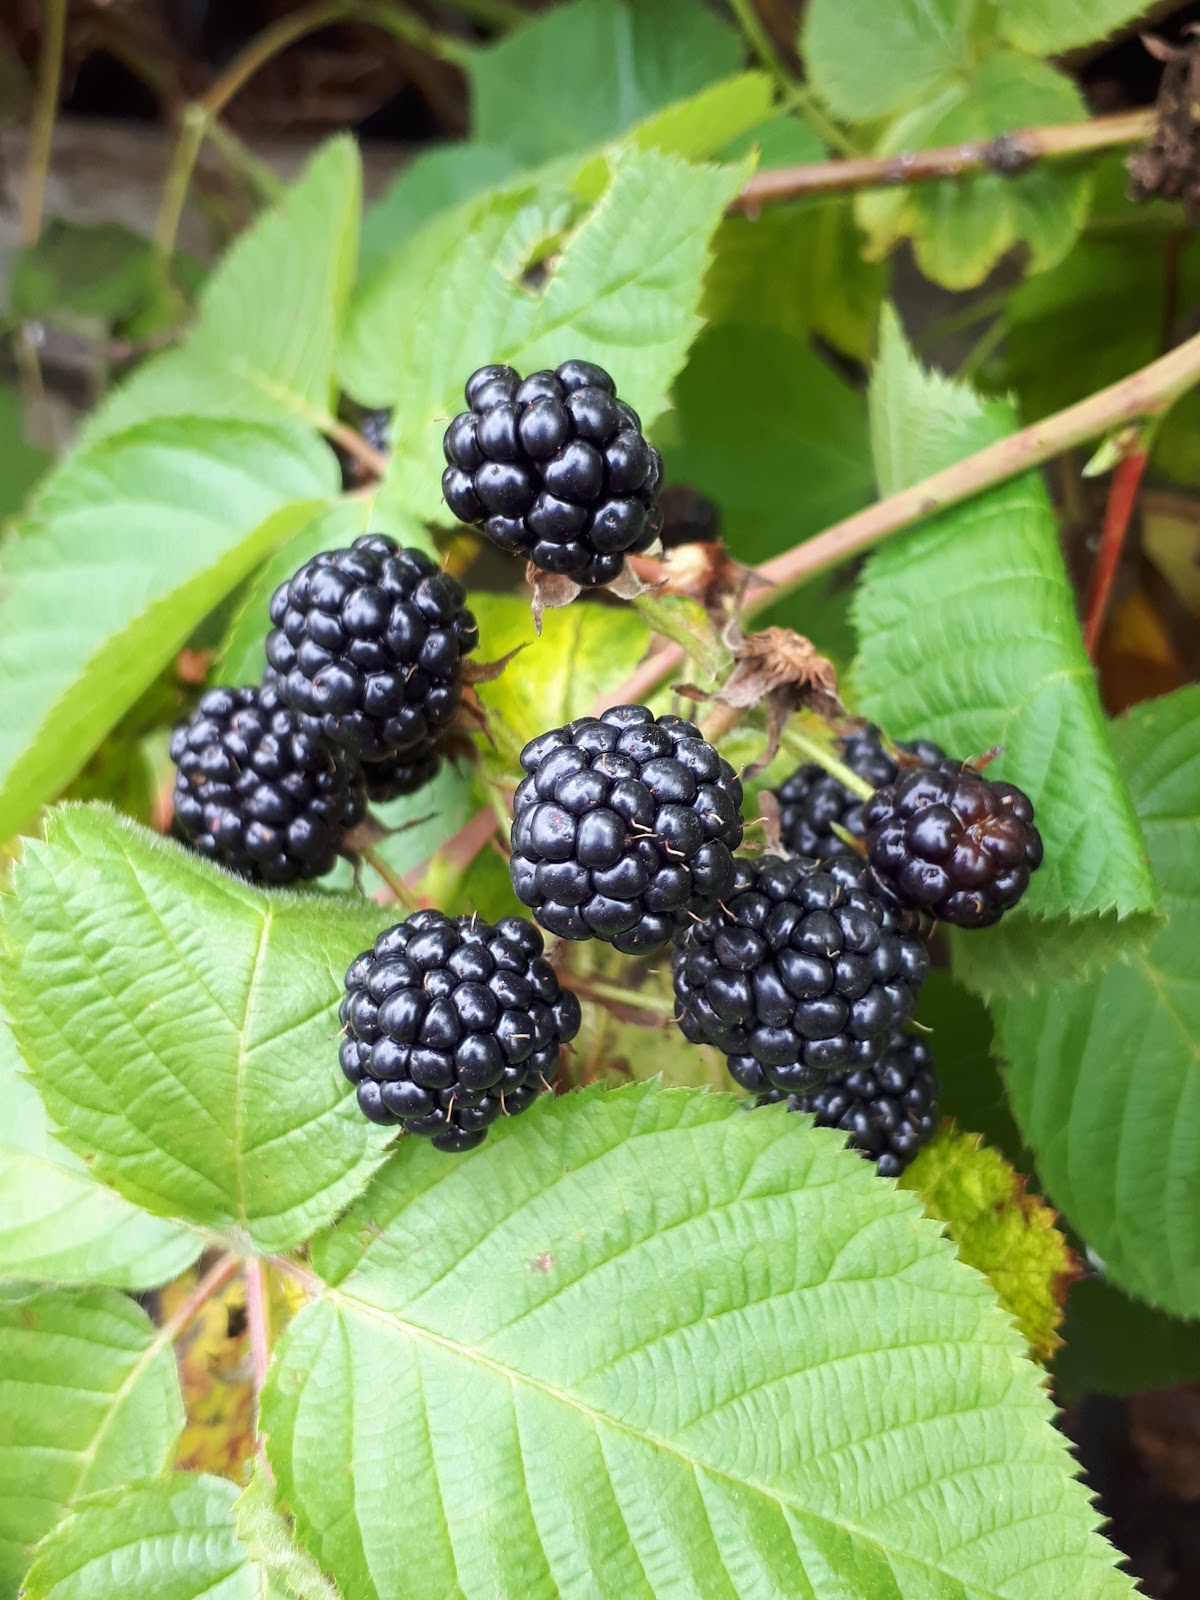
[{"x1": 6, "y1": 22, "x2": 1194, "y2": 1595}]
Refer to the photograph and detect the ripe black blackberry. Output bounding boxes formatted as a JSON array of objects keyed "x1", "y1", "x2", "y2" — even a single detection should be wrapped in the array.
[
  {"x1": 776, "y1": 726, "x2": 946, "y2": 859},
  {"x1": 170, "y1": 683, "x2": 365, "y2": 885},
  {"x1": 339, "y1": 911, "x2": 581, "y2": 1152},
  {"x1": 863, "y1": 760, "x2": 1043, "y2": 927},
  {"x1": 758, "y1": 1030, "x2": 939, "y2": 1178},
  {"x1": 672, "y1": 854, "x2": 930, "y2": 1094},
  {"x1": 441, "y1": 360, "x2": 664, "y2": 586},
  {"x1": 265, "y1": 534, "x2": 478, "y2": 765},
  {"x1": 510, "y1": 705, "x2": 744, "y2": 954},
  {"x1": 361, "y1": 746, "x2": 442, "y2": 804}
]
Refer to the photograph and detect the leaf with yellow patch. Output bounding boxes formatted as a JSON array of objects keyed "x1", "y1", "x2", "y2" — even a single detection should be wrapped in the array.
[{"x1": 900, "y1": 1126, "x2": 1078, "y2": 1363}]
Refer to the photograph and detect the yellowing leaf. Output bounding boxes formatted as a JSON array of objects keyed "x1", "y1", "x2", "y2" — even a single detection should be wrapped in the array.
[{"x1": 901, "y1": 1126, "x2": 1078, "y2": 1363}]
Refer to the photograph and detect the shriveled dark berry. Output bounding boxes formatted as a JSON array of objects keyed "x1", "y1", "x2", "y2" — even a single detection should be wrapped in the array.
[
  {"x1": 510, "y1": 706, "x2": 743, "y2": 954},
  {"x1": 340, "y1": 911, "x2": 581, "y2": 1150},
  {"x1": 775, "y1": 725, "x2": 946, "y2": 860},
  {"x1": 170, "y1": 683, "x2": 364, "y2": 885},
  {"x1": 265, "y1": 533, "x2": 478, "y2": 764},
  {"x1": 442, "y1": 360, "x2": 664, "y2": 584},
  {"x1": 673, "y1": 855, "x2": 930, "y2": 1092},
  {"x1": 863, "y1": 760, "x2": 1043, "y2": 927},
  {"x1": 758, "y1": 1029, "x2": 939, "y2": 1177}
]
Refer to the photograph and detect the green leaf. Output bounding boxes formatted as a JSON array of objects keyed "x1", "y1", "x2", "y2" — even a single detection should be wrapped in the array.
[
  {"x1": 10, "y1": 221, "x2": 157, "y2": 326},
  {"x1": 620, "y1": 72, "x2": 774, "y2": 165},
  {"x1": 21, "y1": 1474, "x2": 277, "y2": 1600},
  {"x1": 0, "y1": 806, "x2": 393, "y2": 1254},
  {"x1": 360, "y1": 143, "x2": 522, "y2": 280},
  {"x1": 215, "y1": 498, "x2": 434, "y2": 688},
  {"x1": 703, "y1": 195, "x2": 885, "y2": 362},
  {"x1": 0, "y1": 1019, "x2": 200, "y2": 1289},
  {"x1": 856, "y1": 55, "x2": 1089, "y2": 290},
  {"x1": 1052, "y1": 1277, "x2": 1200, "y2": 1405},
  {"x1": 470, "y1": 593, "x2": 649, "y2": 760},
  {"x1": 341, "y1": 146, "x2": 746, "y2": 526},
  {"x1": 995, "y1": 685, "x2": 1200, "y2": 1319},
  {"x1": 0, "y1": 416, "x2": 333, "y2": 839},
  {"x1": 235, "y1": 1465, "x2": 340, "y2": 1600},
  {"x1": 658, "y1": 324, "x2": 872, "y2": 564},
  {"x1": 913, "y1": 970, "x2": 1024, "y2": 1160},
  {"x1": 263, "y1": 1082, "x2": 1131, "y2": 1600},
  {"x1": 802, "y1": 0, "x2": 971, "y2": 121},
  {"x1": 998, "y1": 0, "x2": 1155, "y2": 55},
  {"x1": 470, "y1": 0, "x2": 741, "y2": 166},
  {"x1": 85, "y1": 138, "x2": 361, "y2": 441},
  {"x1": 852, "y1": 312, "x2": 1157, "y2": 981},
  {"x1": 0, "y1": 1287, "x2": 183, "y2": 1593},
  {"x1": 899, "y1": 1126, "x2": 1076, "y2": 1364},
  {"x1": 0, "y1": 385, "x2": 49, "y2": 520}
]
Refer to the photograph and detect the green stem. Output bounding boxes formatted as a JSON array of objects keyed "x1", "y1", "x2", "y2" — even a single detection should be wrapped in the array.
[
  {"x1": 22, "y1": 0, "x2": 67, "y2": 246},
  {"x1": 361, "y1": 844, "x2": 421, "y2": 910},
  {"x1": 782, "y1": 85, "x2": 859, "y2": 160},
  {"x1": 726, "y1": 0, "x2": 793, "y2": 94},
  {"x1": 577, "y1": 977, "x2": 677, "y2": 1016},
  {"x1": 359, "y1": 1, "x2": 470, "y2": 62},
  {"x1": 779, "y1": 724, "x2": 874, "y2": 802}
]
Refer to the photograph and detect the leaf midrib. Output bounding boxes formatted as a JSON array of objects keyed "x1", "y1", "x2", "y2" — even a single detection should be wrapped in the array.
[{"x1": 317, "y1": 1281, "x2": 1059, "y2": 1600}]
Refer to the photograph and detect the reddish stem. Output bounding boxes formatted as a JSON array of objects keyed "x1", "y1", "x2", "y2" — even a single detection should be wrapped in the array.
[
  {"x1": 1083, "y1": 451, "x2": 1149, "y2": 659},
  {"x1": 244, "y1": 1257, "x2": 271, "y2": 1399},
  {"x1": 160, "y1": 1252, "x2": 240, "y2": 1342}
]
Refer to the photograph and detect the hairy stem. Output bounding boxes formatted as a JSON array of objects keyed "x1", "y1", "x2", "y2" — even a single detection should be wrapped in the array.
[
  {"x1": 361, "y1": 844, "x2": 421, "y2": 910},
  {"x1": 1083, "y1": 447, "x2": 1149, "y2": 660},
  {"x1": 600, "y1": 326, "x2": 1200, "y2": 713},
  {"x1": 733, "y1": 107, "x2": 1154, "y2": 210},
  {"x1": 21, "y1": 0, "x2": 67, "y2": 246},
  {"x1": 244, "y1": 1257, "x2": 272, "y2": 1400}
]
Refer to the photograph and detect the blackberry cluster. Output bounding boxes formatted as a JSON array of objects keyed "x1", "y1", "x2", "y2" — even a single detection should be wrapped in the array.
[
  {"x1": 775, "y1": 726, "x2": 945, "y2": 859},
  {"x1": 510, "y1": 705, "x2": 744, "y2": 954},
  {"x1": 758, "y1": 1030, "x2": 939, "y2": 1177},
  {"x1": 864, "y1": 760, "x2": 1043, "y2": 928},
  {"x1": 266, "y1": 534, "x2": 478, "y2": 776},
  {"x1": 339, "y1": 911, "x2": 581, "y2": 1152},
  {"x1": 170, "y1": 683, "x2": 365, "y2": 885},
  {"x1": 442, "y1": 360, "x2": 664, "y2": 586},
  {"x1": 673, "y1": 854, "x2": 930, "y2": 1094}
]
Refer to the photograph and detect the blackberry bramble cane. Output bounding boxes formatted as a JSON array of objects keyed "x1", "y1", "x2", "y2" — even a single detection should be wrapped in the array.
[
  {"x1": 510, "y1": 705, "x2": 744, "y2": 954},
  {"x1": 673, "y1": 854, "x2": 930, "y2": 1095},
  {"x1": 340, "y1": 912, "x2": 581, "y2": 1153},
  {"x1": 441, "y1": 360, "x2": 664, "y2": 587}
]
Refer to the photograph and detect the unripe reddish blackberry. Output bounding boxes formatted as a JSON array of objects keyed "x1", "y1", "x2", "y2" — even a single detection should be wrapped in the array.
[
  {"x1": 775, "y1": 726, "x2": 945, "y2": 859},
  {"x1": 339, "y1": 911, "x2": 581, "y2": 1152},
  {"x1": 863, "y1": 760, "x2": 1042, "y2": 927},
  {"x1": 510, "y1": 705, "x2": 744, "y2": 954},
  {"x1": 672, "y1": 854, "x2": 930, "y2": 1094},
  {"x1": 441, "y1": 360, "x2": 664, "y2": 586},
  {"x1": 170, "y1": 683, "x2": 364, "y2": 885},
  {"x1": 758, "y1": 1030, "x2": 939, "y2": 1177}
]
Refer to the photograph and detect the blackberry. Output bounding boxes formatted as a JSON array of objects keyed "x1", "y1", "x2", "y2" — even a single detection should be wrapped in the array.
[
  {"x1": 863, "y1": 761, "x2": 1043, "y2": 927},
  {"x1": 758, "y1": 1030, "x2": 939, "y2": 1177},
  {"x1": 170, "y1": 683, "x2": 365, "y2": 885},
  {"x1": 672, "y1": 854, "x2": 930, "y2": 1093},
  {"x1": 362, "y1": 746, "x2": 442, "y2": 804},
  {"x1": 265, "y1": 534, "x2": 478, "y2": 764},
  {"x1": 441, "y1": 360, "x2": 665, "y2": 586},
  {"x1": 510, "y1": 705, "x2": 744, "y2": 954},
  {"x1": 776, "y1": 726, "x2": 946, "y2": 859},
  {"x1": 338, "y1": 911, "x2": 581, "y2": 1152}
]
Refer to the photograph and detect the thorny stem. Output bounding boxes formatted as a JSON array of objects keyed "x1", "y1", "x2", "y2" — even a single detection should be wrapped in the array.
[
  {"x1": 598, "y1": 325, "x2": 1200, "y2": 716},
  {"x1": 160, "y1": 1253, "x2": 241, "y2": 1343},
  {"x1": 244, "y1": 1257, "x2": 272, "y2": 1401},
  {"x1": 733, "y1": 107, "x2": 1155, "y2": 210},
  {"x1": 779, "y1": 725, "x2": 874, "y2": 802},
  {"x1": 1083, "y1": 446, "x2": 1150, "y2": 660},
  {"x1": 361, "y1": 844, "x2": 421, "y2": 910},
  {"x1": 21, "y1": 0, "x2": 67, "y2": 247}
]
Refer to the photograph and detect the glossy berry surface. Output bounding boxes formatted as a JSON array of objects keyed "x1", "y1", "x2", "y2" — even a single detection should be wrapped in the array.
[
  {"x1": 863, "y1": 760, "x2": 1043, "y2": 927},
  {"x1": 775, "y1": 725, "x2": 945, "y2": 860},
  {"x1": 758, "y1": 1029, "x2": 939, "y2": 1178},
  {"x1": 339, "y1": 911, "x2": 581, "y2": 1152},
  {"x1": 362, "y1": 746, "x2": 442, "y2": 804},
  {"x1": 510, "y1": 705, "x2": 744, "y2": 954},
  {"x1": 170, "y1": 683, "x2": 365, "y2": 885},
  {"x1": 672, "y1": 854, "x2": 930, "y2": 1093},
  {"x1": 442, "y1": 360, "x2": 664, "y2": 585},
  {"x1": 265, "y1": 533, "x2": 478, "y2": 765}
]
